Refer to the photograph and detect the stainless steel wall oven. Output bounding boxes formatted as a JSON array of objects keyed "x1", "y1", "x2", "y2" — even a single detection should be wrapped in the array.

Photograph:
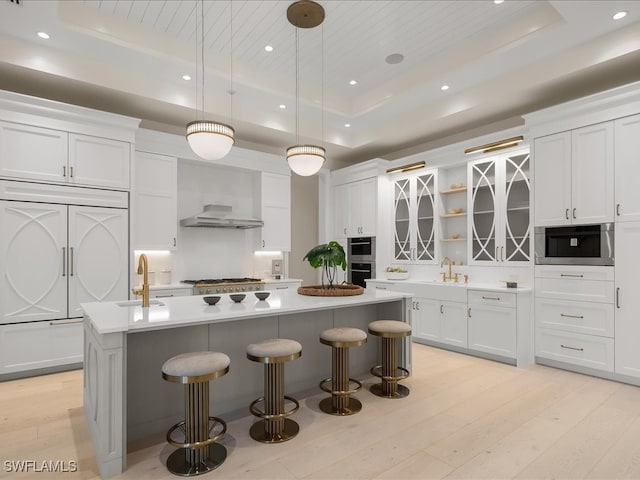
[{"x1": 348, "y1": 237, "x2": 376, "y2": 287}]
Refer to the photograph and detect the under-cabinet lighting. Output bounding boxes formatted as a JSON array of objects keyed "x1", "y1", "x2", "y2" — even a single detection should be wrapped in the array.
[
  {"x1": 134, "y1": 250, "x2": 171, "y2": 255},
  {"x1": 254, "y1": 251, "x2": 282, "y2": 256},
  {"x1": 464, "y1": 135, "x2": 524, "y2": 155},
  {"x1": 386, "y1": 161, "x2": 426, "y2": 174}
]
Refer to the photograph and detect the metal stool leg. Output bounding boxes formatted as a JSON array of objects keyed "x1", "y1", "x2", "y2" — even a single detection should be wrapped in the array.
[
  {"x1": 249, "y1": 363, "x2": 299, "y2": 443},
  {"x1": 371, "y1": 337, "x2": 410, "y2": 399},
  {"x1": 166, "y1": 381, "x2": 227, "y2": 476},
  {"x1": 319, "y1": 346, "x2": 362, "y2": 415}
]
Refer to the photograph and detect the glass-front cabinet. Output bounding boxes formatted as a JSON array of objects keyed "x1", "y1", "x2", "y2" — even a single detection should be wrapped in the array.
[
  {"x1": 468, "y1": 149, "x2": 531, "y2": 265},
  {"x1": 393, "y1": 170, "x2": 438, "y2": 263}
]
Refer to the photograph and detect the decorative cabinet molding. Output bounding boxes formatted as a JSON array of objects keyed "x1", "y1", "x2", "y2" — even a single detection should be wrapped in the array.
[
  {"x1": 468, "y1": 149, "x2": 531, "y2": 265},
  {"x1": 534, "y1": 121, "x2": 614, "y2": 226},
  {"x1": 259, "y1": 172, "x2": 291, "y2": 251},
  {"x1": 133, "y1": 151, "x2": 178, "y2": 251},
  {"x1": 392, "y1": 170, "x2": 437, "y2": 264},
  {"x1": 0, "y1": 121, "x2": 131, "y2": 190}
]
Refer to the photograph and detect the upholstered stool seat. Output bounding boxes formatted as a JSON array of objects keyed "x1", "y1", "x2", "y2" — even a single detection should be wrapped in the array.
[
  {"x1": 247, "y1": 338, "x2": 302, "y2": 443},
  {"x1": 319, "y1": 327, "x2": 367, "y2": 415},
  {"x1": 162, "y1": 351, "x2": 230, "y2": 476},
  {"x1": 368, "y1": 320, "x2": 411, "y2": 398}
]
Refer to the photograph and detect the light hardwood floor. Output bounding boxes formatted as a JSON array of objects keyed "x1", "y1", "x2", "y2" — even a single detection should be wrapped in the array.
[{"x1": 2, "y1": 343, "x2": 640, "y2": 479}]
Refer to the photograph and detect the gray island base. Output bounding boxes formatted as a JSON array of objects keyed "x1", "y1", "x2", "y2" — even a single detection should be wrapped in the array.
[{"x1": 81, "y1": 289, "x2": 411, "y2": 478}]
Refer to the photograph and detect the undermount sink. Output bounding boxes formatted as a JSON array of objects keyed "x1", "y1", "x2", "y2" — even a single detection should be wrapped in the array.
[
  {"x1": 411, "y1": 280, "x2": 467, "y2": 302},
  {"x1": 115, "y1": 299, "x2": 165, "y2": 307}
]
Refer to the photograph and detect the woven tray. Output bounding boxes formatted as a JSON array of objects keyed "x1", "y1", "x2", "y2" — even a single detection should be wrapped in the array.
[{"x1": 297, "y1": 284, "x2": 364, "y2": 297}]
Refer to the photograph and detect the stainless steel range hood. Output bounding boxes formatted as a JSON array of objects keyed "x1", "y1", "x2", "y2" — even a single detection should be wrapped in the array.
[{"x1": 180, "y1": 204, "x2": 263, "y2": 229}]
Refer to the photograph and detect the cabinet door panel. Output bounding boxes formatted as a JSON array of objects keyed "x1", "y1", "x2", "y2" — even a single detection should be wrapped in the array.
[
  {"x1": 468, "y1": 304, "x2": 516, "y2": 358},
  {"x1": 0, "y1": 121, "x2": 68, "y2": 183},
  {"x1": 358, "y1": 178, "x2": 377, "y2": 236},
  {"x1": 68, "y1": 206, "x2": 128, "y2": 317},
  {"x1": 333, "y1": 184, "x2": 349, "y2": 238},
  {"x1": 469, "y1": 158, "x2": 498, "y2": 263},
  {"x1": 393, "y1": 178, "x2": 412, "y2": 262},
  {"x1": 415, "y1": 173, "x2": 436, "y2": 262},
  {"x1": 0, "y1": 201, "x2": 68, "y2": 323},
  {"x1": 261, "y1": 172, "x2": 291, "y2": 251},
  {"x1": 571, "y1": 122, "x2": 614, "y2": 224},
  {"x1": 134, "y1": 152, "x2": 177, "y2": 250},
  {"x1": 69, "y1": 133, "x2": 130, "y2": 189},
  {"x1": 441, "y1": 301, "x2": 467, "y2": 348},
  {"x1": 413, "y1": 298, "x2": 441, "y2": 342},
  {"x1": 615, "y1": 222, "x2": 640, "y2": 378},
  {"x1": 614, "y1": 114, "x2": 640, "y2": 222},
  {"x1": 533, "y1": 132, "x2": 571, "y2": 226},
  {"x1": 503, "y1": 152, "x2": 531, "y2": 262}
]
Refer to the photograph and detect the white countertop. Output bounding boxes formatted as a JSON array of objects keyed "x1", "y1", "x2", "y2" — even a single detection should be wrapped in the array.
[
  {"x1": 81, "y1": 288, "x2": 411, "y2": 335},
  {"x1": 261, "y1": 278, "x2": 302, "y2": 284},
  {"x1": 366, "y1": 278, "x2": 531, "y2": 293}
]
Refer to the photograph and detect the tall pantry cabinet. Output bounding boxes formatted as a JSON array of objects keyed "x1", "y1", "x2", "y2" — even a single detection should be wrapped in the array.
[{"x1": 0, "y1": 90, "x2": 138, "y2": 377}]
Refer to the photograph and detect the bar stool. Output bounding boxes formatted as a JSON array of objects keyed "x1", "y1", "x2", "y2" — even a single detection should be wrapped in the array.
[
  {"x1": 368, "y1": 320, "x2": 411, "y2": 398},
  {"x1": 319, "y1": 327, "x2": 367, "y2": 415},
  {"x1": 161, "y1": 351, "x2": 230, "y2": 476},
  {"x1": 246, "y1": 338, "x2": 302, "y2": 443}
]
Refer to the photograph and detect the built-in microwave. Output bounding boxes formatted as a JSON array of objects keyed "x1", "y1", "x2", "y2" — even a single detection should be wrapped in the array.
[
  {"x1": 348, "y1": 237, "x2": 376, "y2": 287},
  {"x1": 534, "y1": 223, "x2": 614, "y2": 266}
]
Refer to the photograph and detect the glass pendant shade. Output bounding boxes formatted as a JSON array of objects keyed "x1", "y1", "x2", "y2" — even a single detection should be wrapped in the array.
[
  {"x1": 186, "y1": 121, "x2": 235, "y2": 161},
  {"x1": 286, "y1": 144, "x2": 325, "y2": 176}
]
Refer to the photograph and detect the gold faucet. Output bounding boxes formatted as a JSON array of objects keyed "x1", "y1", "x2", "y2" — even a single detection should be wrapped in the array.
[
  {"x1": 132, "y1": 253, "x2": 150, "y2": 307},
  {"x1": 440, "y1": 256, "x2": 453, "y2": 281}
]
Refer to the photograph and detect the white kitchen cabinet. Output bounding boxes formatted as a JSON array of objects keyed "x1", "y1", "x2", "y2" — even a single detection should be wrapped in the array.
[
  {"x1": 0, "y1": 121, "x2": 130, "y2": 190},
  {"x1": 133, "y1": 151, "x2": 178, "y2": 250},
  {"x1": 263, "y1": 280, "x2": 302, "y2": 291},
  {"x1": 467, "y1": 290, "x2": 517, "y2": 360},
  {"x1": 413, "y1": 298, "x2": 467, "y2": 348},
  {"x1": 0, "y1": 200, "x2": 128, "y2": 323},
  {"x1": 259, "y1": 172, "x2": 291, "y2": 251},
  {"x1": 614, "y1": 222, "x2": 640, "y2": 378},
  {"x1": 614, "y1": 114, "x2": 640, "y2": 222},
  {"x1": 334, "y1": 177, "x2": 377, "y2": 238},
  {"x1": 149, "y1": 286, "x2": 192, "y2": 299},
  {"x1": 0, "y1": 121, "x2": 68, "y2": 183},
  {"x1": 534, "y1": 122, "x2": 613, "y2": 226},
  {"x1": 468, "y1": 149, "x2": 530, "y2": 264},
  {"x1": 392, "y1": 169, "x2": 437, "y2": 263}
]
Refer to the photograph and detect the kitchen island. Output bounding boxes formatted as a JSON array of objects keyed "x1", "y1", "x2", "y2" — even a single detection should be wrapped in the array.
[{"x1": 81, "y1": 288, "x2": 411, "y2": 478}]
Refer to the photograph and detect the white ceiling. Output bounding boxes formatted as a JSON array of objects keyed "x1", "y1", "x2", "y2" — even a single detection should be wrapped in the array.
[{"x1": 0, "y1": 0, "x2": 639, "y2": 168}]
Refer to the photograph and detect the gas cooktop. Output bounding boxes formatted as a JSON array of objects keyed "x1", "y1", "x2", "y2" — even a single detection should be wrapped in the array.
[
  {"x1": 182, "y1": 278, "x2": 265, "y2": 295},
  {"x1": 182, "y1": 277, "x2": 263, "y2": 286}
]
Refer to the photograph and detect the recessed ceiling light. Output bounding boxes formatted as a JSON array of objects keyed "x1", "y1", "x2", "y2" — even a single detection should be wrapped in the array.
[
  {"x1": 441, "y1": 85, "x2": 450, "y2": 91},
  {"x1": 37, "y1": 32, "x2": 50, "y2": 39},
  {"x1": 385, "y1": 53, "x2": 404, "y2": 65},
  {"x1": 182, "y1": 74, "x2": 191, "y2": 81},
  {"x1": 265, "y1": 45, "x2": 274, "y2": 52},
  {"x1": 344, "y1": 123, "x2": 351, "y2": 128},
  {"x1": 613, "y1": 11, "x2": 627, "y2": 20},
  {"x1": 349, "y1": 80, "x2": 357, "y2": 85},
  {"x1": 494, "y1": 0, "x2": 504, "y2": 4},
  {"x1": 279, "y1": 104, "x2": 286, "y2": 109}
]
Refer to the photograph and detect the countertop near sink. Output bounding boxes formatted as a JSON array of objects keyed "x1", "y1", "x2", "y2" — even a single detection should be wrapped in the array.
[{"x1": 366, "y1": 278, "x2": 532, "y2": 293}]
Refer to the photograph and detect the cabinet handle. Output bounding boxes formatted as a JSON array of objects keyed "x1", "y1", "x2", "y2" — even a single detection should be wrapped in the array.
[
  {"x1": 155, "y1": 294, "x2": 174, "y2": 298},
  {"x1": 344, "y1": 228, "x2": 347, "y2": 235},
  {"x1": 560, "y1": 273, "x2": 583, "y2": 278},
  {"x1": 560, "y1": 313, "x2": 584, "y2": 319},
  {"x1": 440, "y1": 304, "x2": 444, "y2": 314},
  {"x1": 276, "y1": 286, "x2": 288, "y2": 290},
  {"x1": 375, "y1": 286, "x2": 387, "y2": 290},
  {"x1": 173, "y1": 237, "x2": 176, "y2": 247},
  {"x1": 561, "y1": 344, "x2": 584, "y2": 352},
  {"x1": 262, "y1": 240, "x2": 265, "y2": 248},
  {"x1": 482, "y1": 296, "x2": 501, "y2": 301},
  {"x1": 62, "y1": 165, "x2": 66, "y2": 177},
  {"x1": 616, "y1": 204, "x2": 621, "y2": 216},
  {"x1": 467, "y1": 307, "x2": 471, "y2": 318},
  {"x1": 572, "y1": 208, "x2": 576, "y2": 219},
  {"x1": 416, "y1": 301, "x2": 420, "y2": 311},
  {"x1": 616, "y1": 287, "x2": 620, "y2": 309},
  {"x1": 70, "y1": 166, "x2": 74, "y2": 178},
  {"x1": 565, "y1": 208, "x2": 569, "y2": 220},
  {"x1": 501, "y1": 246, "x2": 504, "y2": 262},
  {"x1": 62, "y1": 247, "x2": 66, "y2": 277},
  {"x1": 69, "y1": 247, "x2": 74, "y2": 276},
  {"x1": 495, "y1": 246, "x2": 498, "y2": 260},
  {"x1": 49, "y1": 319, "x2": 83, "y2": 326}
]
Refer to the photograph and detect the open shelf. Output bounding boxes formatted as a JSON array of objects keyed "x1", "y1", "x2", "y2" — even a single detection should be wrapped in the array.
[
  {"x1": 441, "y1": 238, "x2": 466, "y2": 242},
  {"x1": 440, "y1": 187, "x2": 467, "y2": 195},
  {"x1": 417, "y1": 216, "x2": 434, "y2": 220},
  {"x1": 440, "y1": 212, "x2": 466, "y2": 218}
]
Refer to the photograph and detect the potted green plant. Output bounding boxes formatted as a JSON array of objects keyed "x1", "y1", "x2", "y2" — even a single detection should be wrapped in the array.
[{"x1": 299, "y1": 240, "x2": 364, "y2": 296}]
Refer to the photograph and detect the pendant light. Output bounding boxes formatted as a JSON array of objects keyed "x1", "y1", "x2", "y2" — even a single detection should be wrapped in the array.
[
  {"x1": 186, "y1": 0, "x2": 235, "y2": 161},
  {"x1": 286, "y1": 0, "x2": 326, "y2": 176}
]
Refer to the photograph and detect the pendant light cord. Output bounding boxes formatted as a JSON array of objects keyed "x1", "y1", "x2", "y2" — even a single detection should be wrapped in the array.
[
  {"x1": 295, "y1": 27, "x2": 299, "y2": 146},
  {"x1": 230, "y1": 0, "x2": 233, "y2": 122},
  {"x1": 321, "y1": 22, "x2": 324, "y2": 150},
  {"x1": 200, "y1": 0, "x2": 205, "y2": 121}
]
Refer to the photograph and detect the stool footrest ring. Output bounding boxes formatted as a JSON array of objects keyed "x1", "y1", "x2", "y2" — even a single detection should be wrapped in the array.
[
  {"x1": 166, "y1": 416, "x2": 227, "y2": 450},
  {"x1": 249, "y1": 395, "x2": 300, "y2": 420},
  {"x1": 370, "y1": 365, "x2": 410, "y2": 382},
  {"x1": 318, "y1": 377, "x2": 362, "y2": 396}
]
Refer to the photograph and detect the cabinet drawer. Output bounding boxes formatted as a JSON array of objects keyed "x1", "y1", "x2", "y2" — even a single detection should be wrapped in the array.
[
  {"x1": 468, "y1": 290, "x2": 516, "y2": 308},
  {"x1": 534, "y1": 266, "x2": 614, "y2": 281},
  {"x1": 534, "y1": 277, "x2": 613, "y2": 303},
  {"x1": 535, "y1": 328, "x2": 614, "y2": 372},
  {"x1": 535, "y1": 298, "x2": 614, "y2": 337},
  {"x1": 150, "y1": 288, "x2": 191, "y2": 298}
]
